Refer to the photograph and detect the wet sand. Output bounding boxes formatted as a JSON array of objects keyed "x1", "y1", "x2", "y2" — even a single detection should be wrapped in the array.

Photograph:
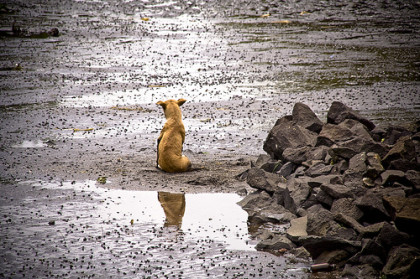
[{"x1": 1, "y1": 0, "x2": 419, "y2": 278}]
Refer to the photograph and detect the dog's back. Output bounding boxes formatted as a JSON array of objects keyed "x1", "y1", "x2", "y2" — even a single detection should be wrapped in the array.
[{"x1": 157, "y1": 99, "x2": 191, "y2": 173}]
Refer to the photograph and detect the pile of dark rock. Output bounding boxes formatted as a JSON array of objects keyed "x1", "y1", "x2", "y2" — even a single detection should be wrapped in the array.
[{"x1": 237, "y1": 102, "x2": 420, "y2": 278}]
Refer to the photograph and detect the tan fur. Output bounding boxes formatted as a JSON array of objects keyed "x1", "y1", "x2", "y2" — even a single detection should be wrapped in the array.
[
  {"x1": 156, "y1": 99, "x2": 191, "y2": 173},
  {"x1": 158, "y1": 192, "x2": 185, "y2": 228}
]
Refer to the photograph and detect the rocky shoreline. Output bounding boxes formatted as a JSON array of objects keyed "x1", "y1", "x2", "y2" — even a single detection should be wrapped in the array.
[{"x1": 237, "y1": 101, "x2": 420, "y2": 278}]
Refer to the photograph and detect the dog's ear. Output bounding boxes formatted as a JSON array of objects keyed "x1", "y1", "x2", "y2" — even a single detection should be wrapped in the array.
[
  {"x1": 177, "y1": 99, "x2": 187, "y2": 106},
  {"x1": 157, "y1": 101, "x2": 166, "y2": 109}
]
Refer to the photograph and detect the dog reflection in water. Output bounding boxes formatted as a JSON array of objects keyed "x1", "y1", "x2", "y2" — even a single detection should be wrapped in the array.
[{"x1": 158, "y1": 192, "x2": 185, "y2": 229}]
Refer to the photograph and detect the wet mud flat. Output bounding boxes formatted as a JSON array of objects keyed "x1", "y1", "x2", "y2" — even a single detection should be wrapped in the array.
[{"x1": 1, "y1": 0, "x2": 420, "y2": 278}]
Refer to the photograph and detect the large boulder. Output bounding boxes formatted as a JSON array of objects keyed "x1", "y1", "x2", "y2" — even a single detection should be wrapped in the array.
[
  {"x1": 292, "y1": 102, "x2": 323, "y2": 133},
  {"x1": 263, "y1": 117, "x2": 317, "y2": 160},
  {"x1": 327, "y1": 101, "x2": 375, "y2": 130}
]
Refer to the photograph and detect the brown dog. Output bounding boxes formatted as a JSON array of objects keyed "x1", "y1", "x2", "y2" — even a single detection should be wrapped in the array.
[{"x1": 156, "y1": 99, "x2": 191, "y2": 172}]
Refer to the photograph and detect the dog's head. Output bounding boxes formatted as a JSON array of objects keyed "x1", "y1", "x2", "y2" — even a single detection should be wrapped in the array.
[{"x1": 157, "y1": 99, "x2": 186, "y2": 119}]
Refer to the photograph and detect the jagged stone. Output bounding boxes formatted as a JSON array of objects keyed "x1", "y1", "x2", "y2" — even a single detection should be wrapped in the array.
[
  {"x1": 376, "y1": 222, "x2": 410, "y2": 251},
  {"x1": 321, "y1": 183, "x2": 353, "y2": 199},
  {"x1": 276, "y1": 161, "x2": 295, "y2": 178},
  {"x1": 383, "y1": 126, "x2": 412, "y2": 145},
  {"x1": 305, "y1": 162, "x2": 334, "y2": 177},
  {"x1": 246, "y1": 167, "x2": 282, "y2": 194},
  {"x1": 263, "y1": 119, "x2": 317, "y2": 160},
  {"x1": 344, "y1": 152, "x2": 367, "y2": 187},
  {"x1": 256, "y1": 233, "x2": 296, "y2": 251},
  {"x1": 382, "y1": 135, "x2": 416, "y2": 168},
  {"x1": 331, "y1": 198, "x2": 364, "y2": 221},
  {"x1": 296, "y1": 235, "x2": 361, "y2": 259},
  {"x1": 327, "y1": 101, "x2": 375, "y2": 130},
  {"x1": 342, "y1": 264, "x2": 380, "y2": 279},
  {"x1": 365, "y1": 152, "x2": 385, "y2": 179},
  {"x1": 282, "y1": 146, "x2": 309, "y2": 164},
  {"x1": 382, "y1": 245, "x2": 420, "y2": 279},
  {"x1": 287, "y1": 177, "x2": 311, "y2": 208},
  {"x1": 381, "y1": 170, "x2": 407, "y2": 187},
  {"x1": 355, "y1": 191, "x2": 390, "y2": 222},
  {"x1": 382, "y1": 196, "x2": 420, "y2": 235},
  {"x1": 286, "y1": 216, "x2": 308, "y2": 242},
  {"x1": 292, "y1": 102, "x2": 323, "y2": 133}
]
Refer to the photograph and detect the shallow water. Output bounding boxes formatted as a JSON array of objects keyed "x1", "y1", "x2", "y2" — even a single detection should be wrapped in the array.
[
  {"x1": 0, "y1": 1, "x2": 419, "y2": 277},
  {"x1": 0, "y1": 180, "x2": 309, "y2": 278}
]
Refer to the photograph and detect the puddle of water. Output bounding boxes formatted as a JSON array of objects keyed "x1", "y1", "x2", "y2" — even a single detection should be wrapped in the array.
[
  {"x1": 11, "y1": 139, "x2": 47, "y2": 148},
  {"x1": 0, "y1": 180, "x2": 309, "y2": 278},
  {"x1": 36, "y1": 180, "x2": 255, "y2": 251}
]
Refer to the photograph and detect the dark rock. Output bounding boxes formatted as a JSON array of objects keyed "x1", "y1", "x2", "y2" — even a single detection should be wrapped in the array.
[
  {"x1": 254, "y1": 154, "x2": 272, "y2": 168},
  {"x1": 382, "y1": 245, "x2": 420, "y2": 279},
  {"x1": 315, "y1": 249, "x2": 351, "y2": 265},
  {"x1": 282, "y1": 146, "x2": 309, "y2": 164},
  {"x1": 263, "y1": 118, "x2": 317, "y2": 160},
  {"x1": 317, "y1": 123, "x2": 354, "y2": 147},
  {"x1": 359, "y1": 238, "x2": 387, "y2": 261},
  {"x1": 382, "y1": 196, "x2": 420, "y2": 235},
  {"x1": 307, "y1": 174, "x2": 344, "y2": 188},
  {"x1": 334, "y1": 213, "x2": 385, "y2": 238},
  {"x1": 329, "y1": 144, "x2": 358, "y2": 160},
  {"x1": 282, "y1": 187, "x2": 297, "y2": 214},
  {"x1": 246, "y1": 167, "x2": 281, "y2": 194},
  {"x1": 358, "y1": 255, "x2": 384, "y2": 270},
  {"x1": 256, "y1": 233, "x2": 296, "y2": 251},
  {"x1": 355, "y1": 191, "x2": 390, "y2": 222},
  {"x1": 276, "y1": 161, "x2": 295, "y2": 178},
  {"x1": 389, "y1": 159, "x2": 420, "y2": 172},
  {"x1": 297, "y1": 235, "x2": 361, "y2": 259},
  {"x1": 365, "y1": 152, "x2": 385, "y2": 179},
  {"x1": 381, "y1": 170, "x2": 407, "y2": 187},
  {"x1": 327, "y1": 101, "x2": 375, "y2": 130},
  {"x1": 370, "y1": 126, "x2": 387, "y2": 142},
  {"x1": 238, "y1": 190, "x2": 274, "y2": 212},
  {"x1": 382, "y1": 135, "x2": 416, "y2": 168},
  {"x1": 321, "y1": 184, "x2": 353, "y2": 199},
  {"x1": 315, "y1": 189, "x2": 334, "y2": 208},
  {"x1": 292, "y1": 102, "x2": 323, "y2": 133},
  {"x1": 405, "y1": 170, "x2": 420, "y2": 187},
  {"x1": 287, "y1": 177, "x2": 311, "y2": 208},
  {"x1": 307, "y1": 145, "x2": 330, "y2": 161},
  {"x1": 331, "y1": 198, "x2": 364, "y2": 221},
  {"x1": 260, "y1": 161, "x2": 283, "y2": 173},
  {"x1": 306, "y1": 204, "x2": 354, "y2": 238},
  {"x1": 305, "y1": 162, "x2": 334, "y2": 177},
  {"x1": 376, "y1": 222, "x2": 410, "y2": 251},
  {"x1": 342, "y1": 264, "x2": 380, "y2": 279},
  {"x1": 249, "y1": 204, "x2": 296, "y2": 224},
  {"x1": 344, "y1": 152, "x2": 367, "y2": 188},
  {"x1": 383, "y1": 126, "x2": 412, "y2": 145},
  {"x1": 286, "y1": 216, "x2": 308, "y2": 242}
]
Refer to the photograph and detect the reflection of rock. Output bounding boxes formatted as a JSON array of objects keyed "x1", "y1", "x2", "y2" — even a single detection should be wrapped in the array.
[{"x1": 158, "y1": 192, "x2": 185, "y2": 228}]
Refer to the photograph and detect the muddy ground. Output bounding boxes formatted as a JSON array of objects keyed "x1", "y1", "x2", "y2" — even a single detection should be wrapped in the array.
[{"x1": 1, "y1": 0, "x2": 419, "y2": 278}]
